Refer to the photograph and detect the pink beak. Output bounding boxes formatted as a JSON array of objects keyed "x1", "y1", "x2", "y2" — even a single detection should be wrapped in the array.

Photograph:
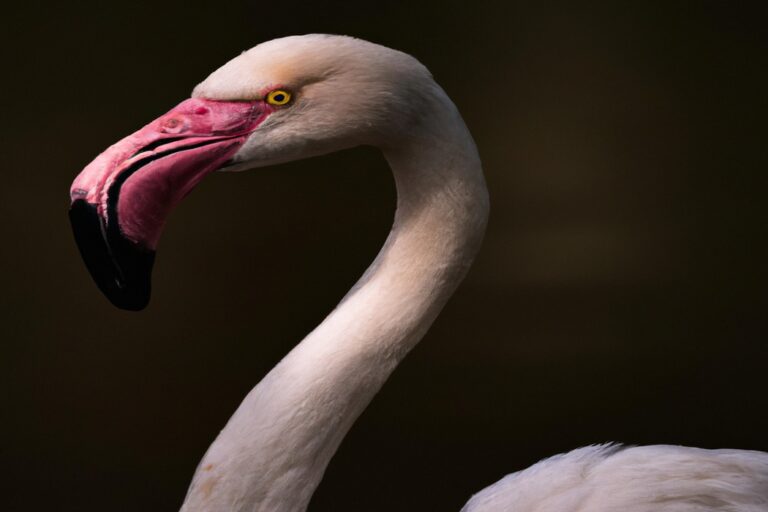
[{"x1": 69, "y1": 98, "x2": 269, "y2": 310}]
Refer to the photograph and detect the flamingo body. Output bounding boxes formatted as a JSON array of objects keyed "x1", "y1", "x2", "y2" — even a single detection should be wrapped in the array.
[{"x1": 464, "y1": 444, "x2": 768, "y2": 511}]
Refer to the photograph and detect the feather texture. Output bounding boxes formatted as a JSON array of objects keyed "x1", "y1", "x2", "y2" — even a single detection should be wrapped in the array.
[{"x1": 463, "y1": 444, "x2": 768, "y2": 511}]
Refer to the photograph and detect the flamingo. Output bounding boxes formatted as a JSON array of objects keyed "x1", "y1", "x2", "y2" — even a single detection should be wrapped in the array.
[{"x1": 68, "y1": 34, "x2": 768, "y2": 511}]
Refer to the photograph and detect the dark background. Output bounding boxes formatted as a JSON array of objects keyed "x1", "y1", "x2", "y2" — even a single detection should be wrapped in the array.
[{"x1": 2, "y1": 1, "x2": 767, "y2": 510}]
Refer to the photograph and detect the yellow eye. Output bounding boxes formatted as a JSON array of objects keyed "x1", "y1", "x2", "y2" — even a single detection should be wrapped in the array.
[{"x1": 266, "y1": 89, "x2": 292, "y2": 106}]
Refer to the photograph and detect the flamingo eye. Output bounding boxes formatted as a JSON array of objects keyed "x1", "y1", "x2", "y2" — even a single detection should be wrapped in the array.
[{"x1": 266, "y1": 90, "x2": 292, "y2": 106}]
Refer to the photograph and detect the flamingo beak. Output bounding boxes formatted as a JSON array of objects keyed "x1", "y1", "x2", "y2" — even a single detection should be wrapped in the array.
[{"x1": 69, "y1": 98, "x2": 267, "y2": 310}]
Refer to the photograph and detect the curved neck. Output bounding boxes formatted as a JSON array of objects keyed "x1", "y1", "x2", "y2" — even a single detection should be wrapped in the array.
[{"x1": 180, "y1": 92, "x2": 489, "y2": 512}]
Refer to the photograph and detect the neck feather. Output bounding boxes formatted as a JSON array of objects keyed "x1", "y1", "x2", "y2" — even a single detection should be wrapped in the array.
[{"x1": 180, "y1": 91, "x2": 489, "y2": 512}]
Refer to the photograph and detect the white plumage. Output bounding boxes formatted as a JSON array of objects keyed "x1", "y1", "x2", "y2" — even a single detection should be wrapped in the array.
[
  {"x1": 464, "y1": 444, "x2": 768, "y2": 511},
  {"x1": 80, "y1": 34, "x2": 768, "y2": 511}
]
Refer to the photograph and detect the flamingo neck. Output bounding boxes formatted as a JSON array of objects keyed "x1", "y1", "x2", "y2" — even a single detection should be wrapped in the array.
[{"x1": 180, "y1": 92, "x2": 489, "y2": 512}]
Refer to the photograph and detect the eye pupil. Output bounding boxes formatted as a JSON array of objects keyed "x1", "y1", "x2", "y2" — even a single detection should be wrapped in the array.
[{"x1": 268, "y1": 90, "x2": 291, "y2": 105}]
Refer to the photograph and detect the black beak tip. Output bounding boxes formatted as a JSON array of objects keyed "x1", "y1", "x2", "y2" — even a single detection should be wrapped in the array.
[{"x1": 69, "y1": 199, "x2": 155, "y2": 311}]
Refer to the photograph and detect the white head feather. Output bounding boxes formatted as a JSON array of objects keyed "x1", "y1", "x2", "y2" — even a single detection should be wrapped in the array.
[{"x1": 193, "y1": 34, "x2": 443, "y2": 169}]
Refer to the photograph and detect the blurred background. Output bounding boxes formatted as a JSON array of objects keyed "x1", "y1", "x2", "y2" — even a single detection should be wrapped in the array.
[{"x1": 2, "y1": 1, "x2": 767, "y2": 510}]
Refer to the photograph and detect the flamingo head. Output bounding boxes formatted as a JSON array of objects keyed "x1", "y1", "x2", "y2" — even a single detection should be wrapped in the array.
[{"x1": 68, "y1": 34, "x2": 435, "y2": 310}]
